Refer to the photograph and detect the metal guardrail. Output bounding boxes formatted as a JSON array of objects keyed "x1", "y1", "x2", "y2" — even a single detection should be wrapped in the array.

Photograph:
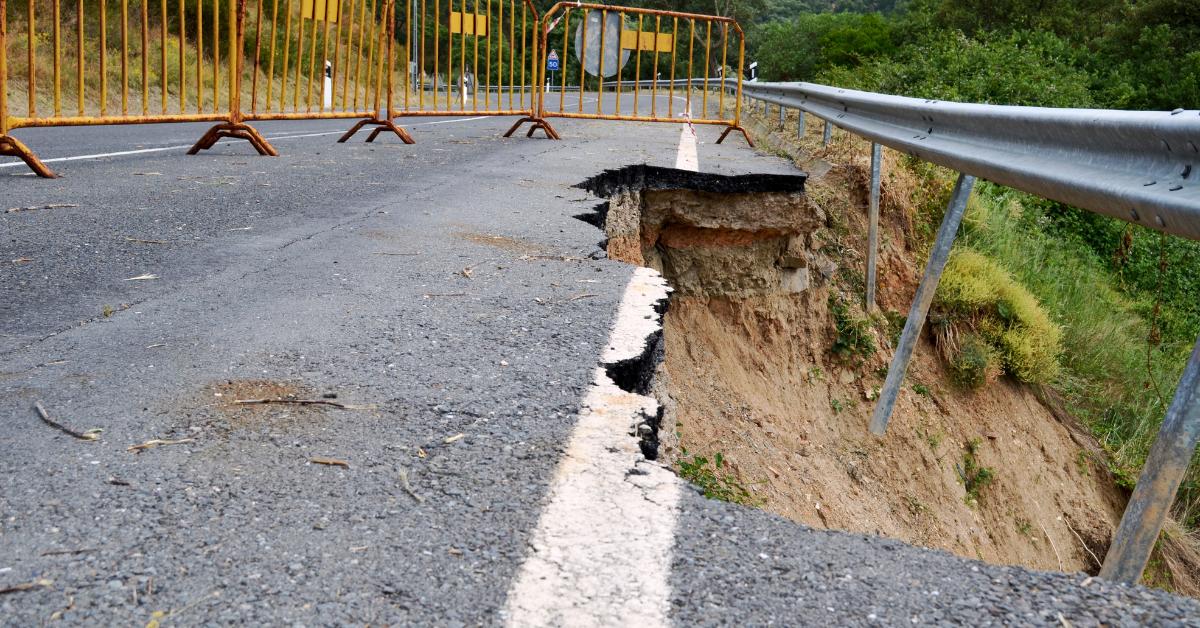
[{"x1": 737, "y1": 79, "x2": 1200, "y2": 586}]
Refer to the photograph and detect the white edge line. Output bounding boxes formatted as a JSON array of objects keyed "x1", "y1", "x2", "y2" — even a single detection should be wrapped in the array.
[
  {"x1": 503, "y1": 267, "x2": 681, "y2": 628},
  {"x1": 0, "y1": 115, "x2": 494, "y2": 169}
]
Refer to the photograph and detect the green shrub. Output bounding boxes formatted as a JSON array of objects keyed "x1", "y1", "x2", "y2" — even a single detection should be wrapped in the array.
[
  {"x1": 936, "y1": 248, "x2": 1062, "y2": 383},
  {"x1": 948, "y1": 333, "x2": 998, "y2": 388},
  {"x1": 829, "y1": 293, "x2": 877, "y2": 360}
]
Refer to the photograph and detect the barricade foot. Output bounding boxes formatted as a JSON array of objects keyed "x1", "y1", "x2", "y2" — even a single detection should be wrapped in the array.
[
  {"x1": 188, "y1": 122, "x2": 278, "y2": 156},
  {"x1": 0, "y1": 135, "x2": 57, "y2": 178},
  {"x1": 716, "y1": 125, "x2": 754, "y2": 147},
  {"x1": 339, "y1": 118, "x2": 415, "y2": 144},
  {"x1": 504, "y1": 117, "x2": 560, "y2": 140}
]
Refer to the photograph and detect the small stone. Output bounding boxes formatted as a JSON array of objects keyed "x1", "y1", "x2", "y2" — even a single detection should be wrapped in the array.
[{"x1": 106, "y1": 579, "x2": 123, "y2": 590}]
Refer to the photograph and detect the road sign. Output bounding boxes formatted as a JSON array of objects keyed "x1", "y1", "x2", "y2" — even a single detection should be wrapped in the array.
[
  {"x1": 547, "y1": 50, "x2": 561, "y2": 72},
  {"x1": 573, "y1": 10, "x2": 629, "y2": 78}
]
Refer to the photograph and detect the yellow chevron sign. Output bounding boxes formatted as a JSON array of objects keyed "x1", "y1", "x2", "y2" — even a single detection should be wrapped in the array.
[
  {"x1": 301, "y1": 0, "x2": 340, "y2": 22},
  {"x1": 450, "y1": 12, "x2": 489, "y2": 37},
  {"x1": 620, "y1": 30, "x2": 673, "y2": 53}
]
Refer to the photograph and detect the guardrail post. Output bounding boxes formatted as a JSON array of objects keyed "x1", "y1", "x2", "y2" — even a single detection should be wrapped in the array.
[
  {"x1": 823, "y1": 120, "x2": 832, "y2": 146},
  {"x1": 1100, "y1": 337, "x2": 1200, "y2": 584},
  {"x1": 870, "y1": 173, "x2": 975, "y2": 435},
  {"x1": 866, "y1": 142, "x2": 882, "y2": 311},
  {"x1": 797, "y1": 109, "x2": 805, "y2": 139},
  {"x1": 778, "y1": 104, "x2": 784, "y2": 128}
]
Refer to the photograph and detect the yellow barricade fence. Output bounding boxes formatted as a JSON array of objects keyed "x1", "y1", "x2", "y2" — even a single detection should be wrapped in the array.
[
  {"x1": 396, "y1": 0, "x2": 543, "y2": 124},
  {"x1": 519, "y1": 2, "x2": 750, "y2": 145},
  {"x1": 1, "y1": 0, "x2": 257, "y2": 177},
  {"x1": 240, "y1": 0, "x2": 411, "y2": 143},
  {"x1": 1, "y1": 1, "x2": 745, "y2": 178}
]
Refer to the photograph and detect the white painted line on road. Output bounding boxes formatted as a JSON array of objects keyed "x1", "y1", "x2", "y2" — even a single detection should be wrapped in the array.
[
  {"x1": 675, "y1": 123, "x2": 699, "y2": 171},
  {"x1": 504, "y1": 267, "x2": 681, "y2": 628},
  {"x1": 0, "y1": 116, "x2": 493, "y2": 169}
]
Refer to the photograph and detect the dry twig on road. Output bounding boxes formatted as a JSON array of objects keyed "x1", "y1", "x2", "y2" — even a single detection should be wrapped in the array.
[
  {"x1": 233, "y1": 398, "x2": 365, "y2": 410},
  {"x1": 0, "y1": 579, "x2": 53, "y2": 595},
  {"x1": 310, "y1": 457, "x2": 350, "y2": 468},
  {"x1": 127, "y1": 438, "x2": 194, "y2": 453},
  {"x1": 5, "y1": 204, "x2": 78, "y2": 214},
  {"x1": 34, "y1": 402, "x2": 101, "y2": 441},
  {"x1": 399, "y1": 467, "x2": 425, "y2": 503}
]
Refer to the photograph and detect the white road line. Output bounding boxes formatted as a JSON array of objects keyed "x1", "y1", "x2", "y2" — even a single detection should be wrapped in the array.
[
  {"x1": 504, "y1": 268, "x2": 681, "y2": 628},
  {"x1": 0, "y1": 115, "x2": 492, "y2": 169},
  {"x1": 675, "y1": 124, "x2": 699, "y2": 171}
]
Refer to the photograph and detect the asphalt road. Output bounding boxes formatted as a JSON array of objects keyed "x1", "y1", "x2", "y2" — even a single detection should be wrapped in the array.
[{"x1": 2, "y1": 98, "x2": 1199, "y2": 626}]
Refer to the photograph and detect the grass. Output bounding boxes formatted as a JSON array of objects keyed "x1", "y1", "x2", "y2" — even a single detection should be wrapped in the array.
[
  {"x1": 676, "y1": 449, "x2": 761, "y2": 506},
  {"x1": 957, "y1": 183, "x2": 1199, "y2": 524},
  {"x1": 829, "y1": 292, "x2": 877, "y2": 362},
  {"x1": 960, "y1": 438, "x2": 995, "y2": 507},
  {"x1": 935, "y1": 247, "x2": 1063, "y2": 385}
]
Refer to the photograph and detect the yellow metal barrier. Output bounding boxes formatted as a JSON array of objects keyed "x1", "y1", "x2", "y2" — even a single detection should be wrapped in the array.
[
  {"x1": 1, "y1": 1, "x2": 746, "y2": 178},
  {"x1": 0, "y1": 0, "x2": 276, "y2": 177},
  {"x1": 241, "y1": 0, "x2": 413, "y2": 143},
  {"x1": 389, "y1": 0, "x2": 543, "y2": 133},
  {"x1": 516, "y1": 2, "x2": 750, "y2": 145}
]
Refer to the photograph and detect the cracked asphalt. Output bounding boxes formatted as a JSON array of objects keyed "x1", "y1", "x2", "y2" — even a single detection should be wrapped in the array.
[{"x1": 2, "y1": 108, "x2": 1200, "y2": 626}]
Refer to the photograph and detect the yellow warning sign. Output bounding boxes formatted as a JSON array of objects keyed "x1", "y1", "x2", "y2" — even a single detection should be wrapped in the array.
[
  {"x1": 301, "y1": 0, "x2": 340, "y2": 22},
  {"x1": 620, "y1": 30, "x2": 673, "y2": 53},
  {"x1": 450, "y1": 11, "x2": 488, "y2": 37}
]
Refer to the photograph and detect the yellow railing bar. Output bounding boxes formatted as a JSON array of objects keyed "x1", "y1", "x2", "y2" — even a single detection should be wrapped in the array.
[
  {"x1": 734, "y1": 22, "x2": 744, "y2": 125},
  {"x1": 230, "y1": 0, "x2": 240, "y2": 120},
  {"x1": 632, "y1": 13, "x2": 641, "y2": 115},
  {"x1": 595, "y1": 8, "x2": 605, "y2": 116},
  {"x1": 473, "y1": 0, "x2": 480, "y2": 111},
  {"x1": 404, "y1": 0, "x2": 411, "y2": 111},
  {"x1": 213, "y1": 0, "x2": 220, "y2": 114},
  {"x1": 614, "y1": 10, "x2": 621, "y2": 116},
  {"x1": 558, "y1": 9, "x2": 567, "y2": 111},
  {"x1": 1, "y1": 0, "x2": 7, "y2": 136},
  {"x1": 197, "y1": 0, "x2": 204, "y2": 112},
  {"x1": 28, "y1": 0, "x2": 35, "y2": 118},
  {"x1": 161, "y1": 0, "x2": 168, "y2": 114},
  {"x1": 577, "y1": 7, "x2": 586, "y2": 113},
  {"x1": 251, "y1": 0, "x2": 264, "y2": 112},
  {"x1": 279, "y1": 0, "x2": 294, "y2": 112},
  {"x1": 686, "y1": 17, "x2": 696, "y2": 114},
  {"x1": 141, "y1": 0, "x2": 149, "y2": 116},
  {"x1": 179, "y1": 0, "x2": 186, "y2": 113},
  {"x1": 668, "y1": 16, "x2": 677, "y2": 116},
  {"x1": 332, "y1": 0, "x2": 345, "y2": 110},
  {"x1": 121, "y1": 0, "x2": 128, "y2": 115},
  {"x1": 651, "y1": 14, "x2": 660, "y2": 118},
  {"x1": 435, "y1": 0, "x2": 442, "y2": 110},
  {"x1": 457, "y1": 0, "x2": 465, "y2": 110},
  {"x1": 77, "y1": 0, "x2": 84, "y2": 117},
  {"x1": 100, "y1": 0, "x2": 107, "y2": 115},
  {"x1": 342, "y1": 0, "x2": 358, "y2": 109},
  {"x1": 53, "y1": 0, "x2": 61, "y2": 117},
  {"x1": 718, "y1": 23, "x2": 728, "y2": 118},
  {"x1": 701, "y1": 20, "x2": 710, "y2": 116}
]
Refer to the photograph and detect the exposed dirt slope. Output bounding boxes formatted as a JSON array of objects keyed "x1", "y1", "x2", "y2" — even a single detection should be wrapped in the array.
[{"x1": 582, "y1": 150, "x2": 1143, "y2": 582}]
